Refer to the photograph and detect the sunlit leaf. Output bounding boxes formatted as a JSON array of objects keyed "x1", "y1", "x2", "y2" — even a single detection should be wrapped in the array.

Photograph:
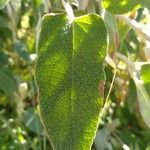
[
  {"x1": 141, "y1": 64, "x2": 150, "y2": 97},
  {"x1": 102, "y1": 0, "x2": 150, "y2": 14},
  {"x1": 35, "y1": 13, "x2": 107, "y2": 149},
  {"x1": 146, "y1": 146, "x2": 150, "y2": 150},
  {"x1": 141, "y1": 64, "x2": 150, "y2": 84},
  {"x1": 118, "y1": 19, "x2": 130, "y2": 42}
]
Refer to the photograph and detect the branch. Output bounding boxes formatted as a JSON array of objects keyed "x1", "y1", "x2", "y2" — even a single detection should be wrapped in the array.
[
  {"x1": 62, "y1": 0, "x2": 75, "y2": 21},
  {"x1": 43, "y1": 0, "x2": 51, "y2": 13},
  {"x1": 79, "y1": 0, "x2": 89, "y2": 10},
  {"x1": 104, "y1": 68, "x2": 117, "y2": 105},
  {"x1": 104, "y1": 55, "x2": 117, "y2": 106},
  {"x1": 115, "y1": 52, "x2": 135, "y2": 75},
  {"x1": 117, "y1": 15, "x2": 150, "y2": 42}
]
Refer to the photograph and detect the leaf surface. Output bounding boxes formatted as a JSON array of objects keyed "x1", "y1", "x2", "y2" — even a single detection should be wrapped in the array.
[{"x1": 35, "y1": 13, "x2": 107, "y2": 150}]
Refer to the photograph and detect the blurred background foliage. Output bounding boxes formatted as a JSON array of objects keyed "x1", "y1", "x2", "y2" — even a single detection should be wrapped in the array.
[{"x1": 0, "y1": 0, "x2": 150, "y2": 150}]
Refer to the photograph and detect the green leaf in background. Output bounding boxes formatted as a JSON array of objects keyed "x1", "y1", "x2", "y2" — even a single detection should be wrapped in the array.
[
  {"x1": 146, "y1": 146, "x2": 150, "y2": 150},
  {"x1": 127, "y1": 79, "x2": 138, "y2": 113},
  {"x1": 118, "y1": 19, "x2": 130, "y2": 42},
  {"x1": 23, "y1": 108, "x2": 43, "y2": 135},
  {"x1": 133, "y1": 64, "x2": 150, "y2": 128},
  {"x1": 35, "y1": 13, "x2": 107, "y2": 149},
  {"x1": 141, "y1": 64, "x2": 150, "y2": 87},
  {"x1": 103, "y1": 11, "x2": 118, "y2": 53},
  {"x1": 134, "y1": 81, "x2": 150, "y2": 128},
  {"x1": 0, "y1": 51, "x2": 9, "y2": 67},
  {"x1": 14, "y1": 40, "x2": 30, "y2": 62},
  {"x1": 0, "y1": 69, "x2": 18, "y2": 97},
  {"x1": 94, "y1": 119, "x2": 120, "y2": 150},
  {"x1": 141, "y1": 64, "x2": 150, "y2": 97},
  {"x1": 102, "y1": 0, "x2": 150, "y2": 14},
  {"x1": 0, "y1": 0, "x2": 9, "y2": 9},
  {"x1": 94, "y1": 128, "x2": 108, "y2": 150},
  {"x1": 0, "y1": 12, "x2": 12, "y2": 29}
]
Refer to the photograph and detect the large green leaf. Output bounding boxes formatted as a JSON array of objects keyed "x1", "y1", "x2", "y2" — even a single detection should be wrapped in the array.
[
  {"x1": 35, "y1": 13, "x2": 107, "y2": 149},
  {"x1": 102, "y1": 0, "x2": 150, "y2": 14},
  {"x1": 0, "y1": 0, "x2": 9, "y2": 9}
]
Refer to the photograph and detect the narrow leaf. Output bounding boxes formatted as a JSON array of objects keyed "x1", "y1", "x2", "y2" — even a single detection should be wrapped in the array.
[
  {"x1": 127, "y1": 79, "x2": 137, "y2": 113},
  {"x1": 35, "y1": 13, "x2": 107, "y2": 149},
  {"x1": 103, "y1": 11, "x2": 118, "y2": 53},
  {"x1": 133, "y1": 64, "x2": 150, "y2": 128},
  {"x1": 134, "y1": 80, "x2": 150, "y2": 128}
]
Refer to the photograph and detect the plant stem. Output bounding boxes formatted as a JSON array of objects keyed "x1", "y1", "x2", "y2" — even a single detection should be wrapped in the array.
[
  {"x1": 104, "y1": 67, "x2": 117, "y2": 105},
  {"x1": 43, "y1": 0, "x2": 51, "y2": 13},
  {"x1": 62, "y1": 0, "x2": 75, "y2": 21},
  {"x1": 43, "y1": 130, "x2": 47, "y2": 150},
  {"x1": 79, "y1": 0, "x2": 89, "y2": 10},
  {"x1": 94, "y1": 0, "x2": 100, "y2": 14},
  {"x1": 115, "y1": 52, "x2": 135, "y2": 75},
  {"x1": 104, "y1": 55, "x2": 116, "y2": 107},
  {"x1": 104, "y1": 51, "x2": 135, "y2": 106}
]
